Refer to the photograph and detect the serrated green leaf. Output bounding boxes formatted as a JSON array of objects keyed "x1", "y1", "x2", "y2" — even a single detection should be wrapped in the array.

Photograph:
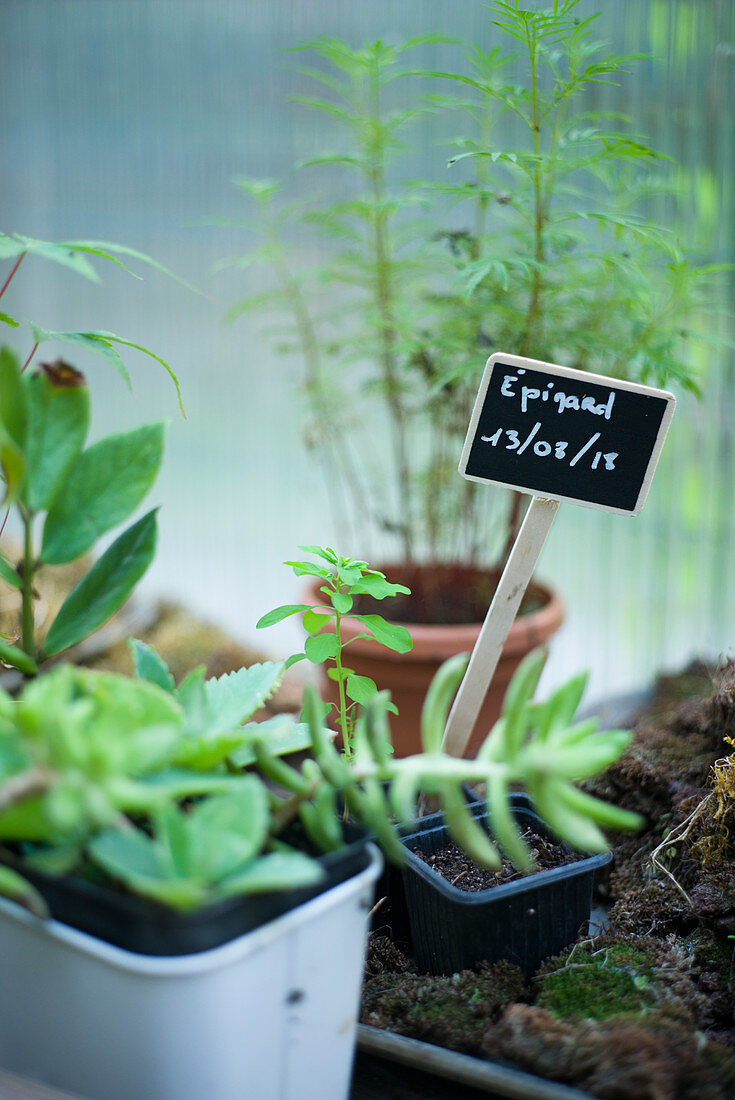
[
  {"x1": 40, "y1": 422, "x2": 164, "y2": 564},
  {"x1": 128, "y1": 638, "x2": 175, "y2": 692},
  {"x1": 23, "y1": 367, "x2": 89, "y2": 512},
  {"x1": 175, "y1": 666, "x2": 208, "y2": 729},
  {"x1": 230, "y1": 715, "x2": 312, "y2": 768},
  {"x1": 40, "y1": 510, "x2": 157, "y2": 658},
  {"x1": 203, "y1": 662, "x2": 284, "y2": 732},
  {"x1": 256, "y1": 603, "x2": 311, "y2": 628},
  {"x1": 304, "y1": 632, "x2": 340, "y2": 662},
  {"x1": 353, "y1": 614, "x2": 413, "y2": 654}
]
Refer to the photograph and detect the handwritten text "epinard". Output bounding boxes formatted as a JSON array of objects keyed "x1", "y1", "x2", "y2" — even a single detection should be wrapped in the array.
[{"x1": 500, "y1": 370, "x2": 615, "y2": 420}]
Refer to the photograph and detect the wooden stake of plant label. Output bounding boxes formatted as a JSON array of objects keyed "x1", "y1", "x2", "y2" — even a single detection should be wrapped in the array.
[{"x1": 443, "y1": 352, "x2": 676, "y2": 758}]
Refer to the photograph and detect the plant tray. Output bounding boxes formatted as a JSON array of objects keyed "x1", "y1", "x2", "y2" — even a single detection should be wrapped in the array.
[{"x1": 357, "y1": 1025, "x2": 594, "y2": 1099}]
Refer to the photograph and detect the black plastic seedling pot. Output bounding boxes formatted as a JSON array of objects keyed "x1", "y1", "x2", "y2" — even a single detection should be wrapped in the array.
[
  {"x1": 401, "y1": 801, "x2": 610, "y2": 976},
  {"x1": 2, "y1": 824, "x2": 372, "y2": 956}
]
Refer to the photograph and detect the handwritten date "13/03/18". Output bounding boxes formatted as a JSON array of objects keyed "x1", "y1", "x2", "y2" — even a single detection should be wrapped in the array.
[{"x1": 480, "y1": 422, "x2": 618, "y2": 471}]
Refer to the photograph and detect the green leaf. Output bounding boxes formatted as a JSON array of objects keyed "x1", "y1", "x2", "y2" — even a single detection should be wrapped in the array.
[
  {"x1": 0, "y1": 864, "x2": 49, "y2": 917},
  {"x1": 0, "y1": 313, "x2": 19, "y2": 329},
  {"x1": 230, "y1": 716, "x2": 312, "y2": 768},
  {"x1": 0, "y1": 425, "x2": 24, "y2": 507},
  {"x1": 190, "y1": 782, "x2": 270, "y2": 880},
  {"x1": 23, "y1": 366, "x2": 90, "y2": 512},
  {"x1": 0, "y1": 552, "x2": 20, "y2": 590},
  {"x1": 203, "y1": 662, "x2": 284, "y2": 732},
  {"x1": 128, "y1": 638, "x2": 175, "y2": 693},
  {"x1": 304, "y1": 632, "x2": 340, "y2": 663},
  {"x1": 0, "y1": 347, "x2": 27, "y2": 448},
  {"x1": 421, "y1": 652, "x2": 468, "y2": 753},
  {"x1": 302, "y1": 609, "x2": 332, "y2": 634},
  {"x1": 40, "y1": 510, "x2": 158, "y2": 658},
  {"x1": 40, "y1": 423, "x2": 165, "y2": 564},
  {"x1": 0, "y1": 638, "x2": 38, "y2": 675},
  {"x1": 330, "y1": 591, "x2": 353, "y2": 614},
  {"x1": 353, "y1": 614, "x2": 413, "y2": 654},
  {"x1": 30, "y1": 327, "x2": 184, "y2": 416},
  {"x1": 156, "y1": 803, "x2": 193, "y2": 878},
  {"x1": 348, "y1": 574, "x2": 410, "y2": 600},
  {"x1": 256, "y1": 603, "x2": 311, "y2": 628},
  {"x1": 345, "y1": 673, "x2": 378, "y2": 706},
  {"x1": 218, "y1": 851, "x2": 324, "y2": 898},
  {"x1": 175, "y1": 666, "x2": 208, "y2": 729}
]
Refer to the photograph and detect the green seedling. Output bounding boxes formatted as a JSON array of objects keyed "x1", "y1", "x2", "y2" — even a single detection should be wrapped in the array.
[{"x1": 257, "y1": 546, "x2": 413, "y2": 757}]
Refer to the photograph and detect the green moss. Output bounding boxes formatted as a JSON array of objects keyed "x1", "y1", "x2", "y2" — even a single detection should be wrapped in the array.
[{"x1": 537, "y1": 945, "x2": 655, "y2": 1021}]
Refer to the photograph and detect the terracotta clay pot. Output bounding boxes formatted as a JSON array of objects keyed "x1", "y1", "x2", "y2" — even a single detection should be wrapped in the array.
[{"x1": 310, "y1": 564, "x2": 563, "y2": 759}]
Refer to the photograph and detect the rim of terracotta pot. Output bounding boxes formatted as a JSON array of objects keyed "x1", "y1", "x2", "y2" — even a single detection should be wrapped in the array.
[{"x1": 307, "y1": 566, "x2": 564, "y2": 663}]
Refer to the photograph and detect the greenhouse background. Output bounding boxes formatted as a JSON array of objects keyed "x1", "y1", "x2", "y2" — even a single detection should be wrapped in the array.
[{"x1": 2, "y1": 0, "x2": 733, "y2": 703}]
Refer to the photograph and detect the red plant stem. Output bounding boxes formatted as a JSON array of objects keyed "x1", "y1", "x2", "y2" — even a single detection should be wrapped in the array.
[
  {"x1": 0, "y1": 251, "x2": 27, "y2": 302},
  {"x1": 21, "y1": 342, "x2": 38, "y2": 373},
  {"x1": 0, "y1": 510, "x2": 8, "y2": 540}
]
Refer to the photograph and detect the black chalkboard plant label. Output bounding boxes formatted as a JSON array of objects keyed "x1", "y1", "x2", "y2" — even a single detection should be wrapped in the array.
[
  {"x1": 444, "y1": 352, "x2": 675, "y2": 758},
  {"x1": 459, "y1": 353, "x2": 675, "y2": 516}
]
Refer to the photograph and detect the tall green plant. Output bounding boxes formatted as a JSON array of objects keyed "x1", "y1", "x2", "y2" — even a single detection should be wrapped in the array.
[{"x1": 223, "y1": 5, "x2": 725, "y2": 570}]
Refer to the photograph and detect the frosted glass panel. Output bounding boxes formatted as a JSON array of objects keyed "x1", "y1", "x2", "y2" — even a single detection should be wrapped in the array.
[{"x1": 2, "y1": 1, "x2": 733, "y2": 700}]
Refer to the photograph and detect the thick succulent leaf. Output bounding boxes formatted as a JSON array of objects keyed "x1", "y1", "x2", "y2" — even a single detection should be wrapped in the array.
[
  {"x1": 0, "y1": 864, "x2": 49, "y2": 917},
  {"x1": 501, "y1": 646, "x2": 548, "y2": 757},
  {"x1": 229, "y1": 715, "x2": 312, "y2": 768},
  {"x1": 155, "y1": 803, "x2": 194, "y2": 878},
  {"x1": 203, "y1": 662, "x2": 284, "y2": 733},
  {"x1": 171, "y1": 730, "x2": 247, "y2": 770},
  {"x1": 441, "y1": 784, "x2": 501, "y2": 870},
  {"x1": 87, "y1": 830, "x2": 205, "y2": 909},
  {"x1": 189, "y1": 782, "x2": 270, "y2": 881},
  {"x1": 128, "y1": 638, "x2": 175, "y2": 693},
  {"x1": 23, "y1": 367, "x2": 89, "y2": 512},
  {"x1": 420, "y1": 652, "x2": 468, "y2": 753},
  {"x1": 40, "y1": 423, "x2": 165, "y2": 564},
  {"x1": 40, "y1": 510, "x2": 157, "y2": 658},
  {"x1": 217, "y1": 851, "x2": 324, "y2": 898}
]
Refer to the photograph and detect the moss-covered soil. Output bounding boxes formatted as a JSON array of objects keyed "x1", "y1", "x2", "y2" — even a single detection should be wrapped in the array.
[{"x1": 361, "y1": 662, "x2": 735, "y2": 1099}]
